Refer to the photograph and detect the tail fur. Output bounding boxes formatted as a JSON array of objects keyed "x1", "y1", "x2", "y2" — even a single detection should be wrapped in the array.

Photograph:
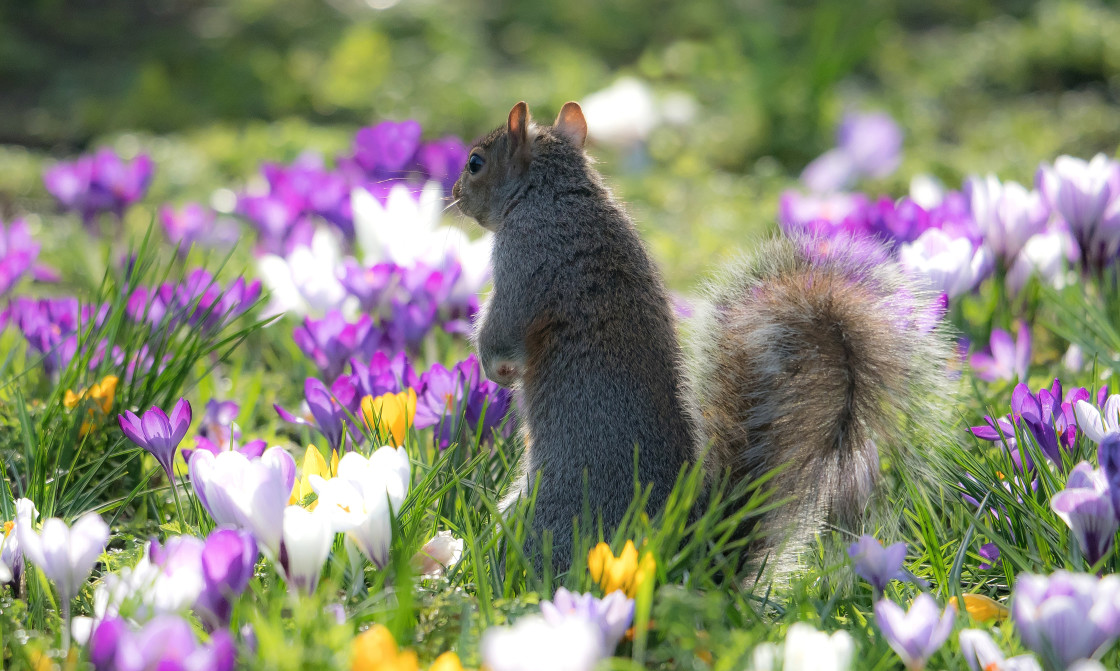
[{"x1": 687, "y1": 234, "x2": 958, "y2": 576}]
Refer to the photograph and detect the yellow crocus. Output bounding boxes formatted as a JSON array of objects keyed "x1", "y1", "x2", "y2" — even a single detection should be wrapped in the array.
[
  {"x1": 429, "y1": 652, "x2": 468, "y2": 671},
  {"x1": 63, "y1": 374, "x2": 119, "y2": 413},
  {"x1": 959, "y1": 593, "x2": 1009, "y2": 622},
  {"x1": 351, "y1": 625, "x2": 419, "y2": 671},
  {"x1": 289, "y1": 445, "x2": 339, "y2": 509},
  {"x1": 588, "y1": 540, "x2": 656, "y2": 598},
  {"x1": 361, "y1": 389, "x2": 417, "y2": 447}
]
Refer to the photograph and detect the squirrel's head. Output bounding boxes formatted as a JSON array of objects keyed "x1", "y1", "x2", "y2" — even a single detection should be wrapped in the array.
[{"x1": 453, "y1": 100, "x2": 588, "y2": 231}]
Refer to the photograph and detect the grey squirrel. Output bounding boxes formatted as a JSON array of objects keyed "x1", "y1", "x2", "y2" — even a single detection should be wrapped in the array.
[{"x1": 452, "y1": 101, "x2": 955, "y2": 575}]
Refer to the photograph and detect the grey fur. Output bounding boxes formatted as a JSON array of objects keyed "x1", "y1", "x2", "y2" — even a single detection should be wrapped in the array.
[{"x1": 453, "y1": 102, "x2": 956, "y2": 576}]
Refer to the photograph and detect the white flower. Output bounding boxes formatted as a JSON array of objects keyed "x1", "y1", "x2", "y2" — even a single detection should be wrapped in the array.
[
  {"x1": 581, "y1": 77, "x2": 660, "y2": 148},
  {"x1": 1074, "y1": 396, "x2": 1120, "y2": 444},
  {"x1": 481, "y1": 614, "x2": 607, "y2": 671},
  {"x1": 968, "y1": 175, "x2": 1050, "y2": 262},
  {"x1": 781, "y1": 623, "x2": 854, "y2": 671},
  {"x1": 899, "y1": 228, "x2": 994, "y2": 298},
  {"x1": 17, "y1": 511, "x2": 109, "y2": 602},
  {"x1": 1006, "y1": 227, "x2": 1075, "y2": 295},
  {"x1": 910, "y1": 174, "x2": 946, "y2": 210},
  {"x1": 412, "y1": 530, "x2": 464, "y2": 578},
  {"x1": 959, "y1": 629, "x2": 1042, "y2": 671},
  {"x1": 0, "y1": 559, "x2": 10, "y2": 584},
  {"x1": 352, "y1": 181, "x2": 446, "y2": 267},
  {"x1": 311, "y1": 446, "x2": 410, "y2": 568},
  {"x1": 257, "y1": 227, "x2": 351, "y2": 318},
  {"x1": 279, "y1": 505, "x2": 336, "y2": 595}
]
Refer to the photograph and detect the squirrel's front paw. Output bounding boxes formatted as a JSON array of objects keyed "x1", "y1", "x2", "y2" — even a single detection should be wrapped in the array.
[{"x1": 486, "y1": 359, "x2": 522, "y2": 388}]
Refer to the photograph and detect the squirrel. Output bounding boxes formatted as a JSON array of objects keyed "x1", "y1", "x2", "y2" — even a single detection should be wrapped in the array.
[{"x1": 451, "y1": 101, "x2": 955, "y2": 575}]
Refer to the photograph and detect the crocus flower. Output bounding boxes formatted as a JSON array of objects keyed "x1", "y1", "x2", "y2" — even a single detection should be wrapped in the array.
[
  {"x1": 414, "y1": 361, "x2": 468, "y2": 449},
  {"x1": 1007, "y1": 226, "x2": 1076, "y2": 295},
  {"x1": 1098, "y1": 434, "x2": 1120, "y2": 519},
  {"x1": 966, "y1": 175, "x2": 1050, "y2": 263},
  {"x1": 188, "y1": 446, "x2": 296, "y2": 559},
  {"x1": 1013, "y1": 382, "x2": 1068, "y2": 465},
  {"x1": 873, "y1": 593, "x2": 955, "y2": 670},
  {"x1": 899, "y1": 228, "x2": 993, "y2": 298},
  {"x1": 1012, "y1": 571, "x2": 1120, "y2": 670},
  {"x1": 802, "y1": 111, "x2": 902, "y2": 192},
  {"x1": 196, "y1": 528, "x2": 258, "y2": 629},
  {"x1": 1075, "y1": 395, "x2": 1120, "y2": 444},
  {"x1": 581, "y1": 77, "x2": 660, "y2": 149},
  {"x1": 44, "y1": 148, "x2": 154, "y2": 224},
  {"x1": 1, "y1": 498, "x2": 37, "y2": 587},
  {"x1": 160, "y1": 203, "x2": 239, "y2": 255},
  {"x1": 352, "y1": 120, "x2": 423, "y2": 177},
  {"x1": 351, "y1": 181, "x2": 455, "y2": 268},
  {"x1": 312, "y1": 446, "x2": 411, "y2": 568},
  {"x1": 339, "y1": 259, "x2": 399, "y2": 313},
  {"x1": 540, "y1": 588, "x2": 635, "y2": 652},
  {"x1": 17, "y1": 511, "x2": 109, "y2": 604},
  {"x1": 361, "y1": 389, "x2": 417, "y2": 447},
  {"x1": 0, "y1": 217, "x2": 53, "y2": 297},
  {"x1": 275, "y1": 376, "x2": 362, "y2": 453},
  {"x1": 412, "y1": 530, "x2": 464, "y2": 578},
  {"x1": 748, "y1": 622, "x2": 856, "y2": 671},
  {"x1": 293, "y1": 311, "x2": 378, "y2": 383},
  {"x1": 1037, "y1": 154, "x2": 1120, "y2": 273},
  {"x1": 351, "y1": 350, "x2": 420, "y2": 399},
  {"x1": 351, "y1": 624, "x2": 419, "y2": 671},
  {"x1": 979, "y1": 543, "x2": 1001, "y2": 570},
  {"x1": 959, "y1": 593, "x2": 1009, "y2": 623},
  {"x1": 480, "y1": 615, "x2": 606, "y2": 671},
  {"x1": 257, "y1": 227, "x2": 350, "y2": 317},
  {"x1": 970, "y1": 321, "x2": 1031, "y2": 383},
  {"x1": 587, "y1": 540, "x2": 656, "y2": 598},
  {"x1": 89, "y1": 614, "x2": 235, "y2": 671},
  {"x1": 289, "y1": 444, "x2": 339, "y2": 509},
  {"x1": 119, "y1": 398, "x2": 192, "y2": 481},
  {"x1": 959, "y1": 629, "x2": 1042, "y2": 671},
  {"x1": 847, "y1": 535, "x2": 908, "y2": 594},
  {"x1": 416, "y1": 136, "x2": 470, "y2": 195},
  {"x1": 277, "y1": 505, "x2": 335, "y2": 595}
]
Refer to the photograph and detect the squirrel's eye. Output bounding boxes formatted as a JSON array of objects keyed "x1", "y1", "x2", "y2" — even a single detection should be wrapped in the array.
[{"x1": 468, "y1": 153, "x2": 485, "y2": 174}]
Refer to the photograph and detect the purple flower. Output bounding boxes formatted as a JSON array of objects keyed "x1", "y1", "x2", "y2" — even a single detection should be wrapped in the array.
[
  {"x1": 873, "y1": 593, "x2": 955, "y2": 670},
  {"x1": 0, "y1": 218, "x2": 53, "y2": 297},
  {"x1": 978, "y1": 543, "x2": 1000, "y2": 570},
  {"x1": 898, "y1": 227, "x2": 994, "y2": 298},
  {"x1": 195, "y1": 528, "x2": 258, "y2": 630},
  {"x1": 44, "y1": 148, "x2": 153, "y2": 224},
  {"x1": 970, "y1": 321, "x2": 1031, "y2": 383},
  {"x1": 1051, "y1": 462, "x2": 1118, "y2": 567},
  {"x1": 293, "y1": 311, "x2": 379, "y2": 382},
  {"x1": 1013, "y1": 381, "x2": 1067, "y2": 465},
  {"x1": 90, "y1": 614, "x2": 235, "y2": 671},
  {"x1": 160, "y1": 203, "x2": 240, "y2": 255},
  {"x1": 778, "y1": 190, "x2": 872, "y2": 237},
  {"x1": 17, "y1": 511, "x2": 110, "y2": 603},
  {"x1": 1012, "y1": 571, "x2": 1120, "y2": 671},
  {"x1": 118, "y1": 399, "x2": 192, "y2": 482},
  {"x1": 352, "y1": 120, "x2": 423, "y2": 177},
  {"x1": 339, "y1": 260, "x2": 399, "y2": 313},
  {"x1": 274, "y1": 376, "x2": 362, "y2": 453},
  {"x1": 351, "y1": 350, "x2": 420, "y2": 399},
  {"x1": 801, "y1": 112, "x2": 902, "y2": 192},
  {"x1": 869, "y1": 197, "x2": 932, "y2": 246},
  {"x1": 416, "y1": 136, "x2": 469, "y2": 194},
  {"x1": 460, "y1": 355, "x2": 514, "y2": 445},
  {"x1": 848, "y1": 535, "x2": 908, "y2": 594},
  {"x1": 1037, "y1": 154, "x2": 1120, "y2": 273},
  {"x1": 1097, "y1": 434, "x2": 1120, "y2": 519},
  {"x1": 967, "y1": 175, "x2": 1051, "y2": 263},
  {"x1": 540, "y1": 587, "x2": 635, "y2": 652},
  {"x1": 1074, "y1": 394, "x2": 1120, "y2": 444},
  {"x1": 181, "y1": 400, "x2": 266, "y2": 463},
  {"x1": 415, "y1": 362, "x2": 468, "y2": 449}
]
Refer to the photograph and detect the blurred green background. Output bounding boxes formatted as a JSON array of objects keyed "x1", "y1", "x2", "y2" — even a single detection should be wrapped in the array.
[{"x1": 2, "y1": 0, "x2": 1119, "y2": 286}]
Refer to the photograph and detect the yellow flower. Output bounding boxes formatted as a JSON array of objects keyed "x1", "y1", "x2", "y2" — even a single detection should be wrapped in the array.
[
  {"x1": 588, "y1": 540, "x2": 656, "y2": 598},
  {"x1": 351, "y1": 625, "x2": 419, "y2": 671},
  {"x1": 63, "y1": 374, "x2": 119, "y2": 413},
  {"x1": 361, "y1": 389, "x2": 417, "y2": 447},
  {"x1": 429, "y1": 651, "x2": 468, "y2": 671},
  {"x1": 289, "y1": 445, "x2": 339, "y2": 509},
  {"x1": 959, "y1": 593, "x2": 1009, "y2": 622}
]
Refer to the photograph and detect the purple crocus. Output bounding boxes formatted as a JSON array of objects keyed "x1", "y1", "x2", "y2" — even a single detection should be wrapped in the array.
[
  {"x1": 1012, "y1": 571, "x2": 1120, "y2": 671},
  {"x1": 1013, "y1": 382, "x2": 1065, "y2": 465},
  {"x1": 978, "y1": 543, "x2": 1000, "y2": 570},
  {"x1": 1097, "y1": 434, "x2": 1120, "y2": 520},
  {"x1": 195, "y1": 528, "x2": 259, "y2": 630},
  {"x1": 1051, "y1": 462, "x2": 1118, "y2": 567},
  {"x1": 540, "y1": 588, "x2": 635, "y2": 652},
  {"x1": 898, "y1": 227, "x2": 994, "y2": 299},
  {"x1": 182, "y1": 400, "x2": 266, "y2": 462},
  {"x1": 351, "y1": 351, "x2": 420, "y2": 400},
  {"x1": 873, "y1": 593, "x2": 955, "y2": 670},
  {"x1": 1037, "y1": 154, "x2": 1120, "y2": 274},
  {"x1": 461, "y1": 356, "x2": 514, "y2": 445},
  {"x1": 89, "y1": 614, "x2": 235, "y2": 671},
  {"x1": 416, "y1": 136, "x2": 469, "y2": 195},
  {"x1": 339, "y1": 259, "x2": 399, "y2": 313},
  {"x1": 118, "y1": 399, "x2": 193, "y2": 481},
  {"x1": 800, "y1": 111, "x2": 902, "y2": 192},
  {"x1": 848, "y1": 535, "x2": 908, "y2": 595},
  {"x1": 967, "y1": 175, "x2": 1051, "y2": 264},
  {"x1": 970, "y1": 321, "x2": 1031, "y2": 383},
  {"x1": 415, "y1": 361, "x2": 467, "y2": 449},
  {"x1": 293, "y1": 311, "x2": 379, "y2": 382},
  {"x1": 275, "y1": 376, "x2": 361, "y2": 453},
  {"x1": 44, "y1": 148, "x2": 154, "y2": 225},
  {"x1": 351, "y1": 120, "x2": 423, "y2": 177},
  {"x1": 160, "y1": 203, "x2": 239, "y2": 255},
  {"x1": 0, "y1": 217, "x2": 54, "y2": 297}
]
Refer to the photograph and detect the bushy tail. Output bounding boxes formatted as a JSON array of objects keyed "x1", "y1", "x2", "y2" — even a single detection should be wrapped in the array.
[{"x1": 687, "y1": 234, "x2": 958, "y2": 576}]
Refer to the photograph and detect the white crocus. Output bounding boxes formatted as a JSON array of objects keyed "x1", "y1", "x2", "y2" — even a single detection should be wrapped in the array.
[
  {"x1": 412, "y1": 530, "x2": 464, "y2": 578},
  {"x1": 1006, "y1": 227, "x2": 1074, "y2": 295},
  {"x1": 481, "y1": 614, "x2": 607, "y2": 671},
  {"x1": 1074, "y1": 396, "x2": 1120, "y2": 444},
  {"x1": 17, "y1": 511, "x2": 109, "y2": 603},
  {"x1": 188, "y1": 446, "x2": 295, "y2": 558},
  {"x1": 582, "y1": 77, "x2": 660, "y2": 148},
  {"x1": 959, "y1": 629, "x2": 1042, "y2": 671},
  {"x1": 311, "y1": 446, "x2": 410, "y2": 568},
  {"x1": 257, "y1": 227, "x2": 351, "y2": 318},
  {"x1": 352, "y1": 181, "x2": 446, "y2": 267},
  {"x1": 278, "y1": 505, "x2": 336, "y2": 595},
  {"x1": 782, "y1": 623, "x2": 854, "y2": 671},
  {"x1": 899, "y1": 228, "x2": 993, "y2": 298}
]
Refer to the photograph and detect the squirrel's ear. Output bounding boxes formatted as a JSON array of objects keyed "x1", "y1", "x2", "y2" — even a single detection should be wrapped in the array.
[
  {"x1": 507, "y1": 101, "x2": 531, "y2": 149},
  {"x1": 554, "y1": 101, "x2": 587, "y2": 148}
]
